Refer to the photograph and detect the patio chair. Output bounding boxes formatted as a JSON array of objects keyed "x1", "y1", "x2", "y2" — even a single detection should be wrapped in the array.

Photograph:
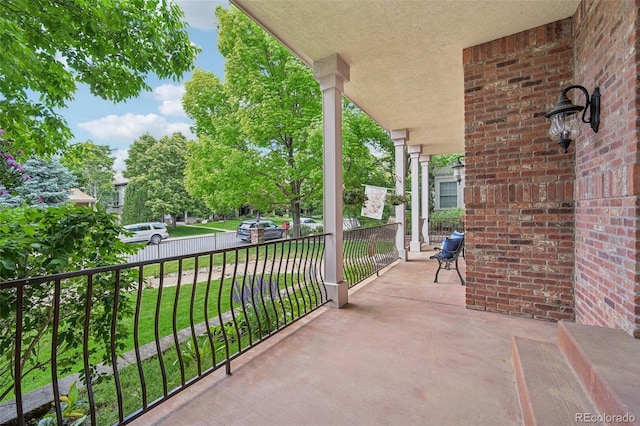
[{"x1": 429, "y1": 232, "x2": 465, "y2": 285}]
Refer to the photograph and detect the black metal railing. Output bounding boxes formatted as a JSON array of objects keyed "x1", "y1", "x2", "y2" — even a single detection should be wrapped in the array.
[
  {"x1": 0, "y1": 235, "x2": 327, "y2": 425},
  {"x1": 343, "y1": 224, "x2": 400, "y2": 288},
  {"x1": 428, "y1": 218, "x2": 465, "y2": 244}
]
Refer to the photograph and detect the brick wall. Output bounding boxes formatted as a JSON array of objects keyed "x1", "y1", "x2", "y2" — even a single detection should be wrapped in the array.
[
  {"x1": 463, "y1": 19, "x2": 576, "y2": 321},
  {"x1": 572, "y1": 0, "x2": 640, "y2": 338}
]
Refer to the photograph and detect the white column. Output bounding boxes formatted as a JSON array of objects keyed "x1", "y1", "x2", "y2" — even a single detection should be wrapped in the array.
[
  {"x1": 408, "y1": 145, "x2": 422, "y2": 252},
  {"x1": 420, "y1": 154, "x2": 431, "y2": 246},
  {"x1": 313, "y1": 54, "x2": 350, "y2": 308},
  {"x1": 391, "y1": 129, "x2": 408, "y2": 261}
]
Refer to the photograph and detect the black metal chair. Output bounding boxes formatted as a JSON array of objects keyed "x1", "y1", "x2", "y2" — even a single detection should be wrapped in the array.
[{"x1": 429, "y1": 233, "x2": 465, "y2": 285}]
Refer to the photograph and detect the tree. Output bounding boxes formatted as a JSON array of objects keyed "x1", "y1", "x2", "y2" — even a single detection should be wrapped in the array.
[
  {"x1": 124, "y1": 133, "x2": 206, "y2": 227},
  {"x1": 0, "y1": 0, "x2": 199, "y2": 156},
  {"x1": 184, "y1": 7, "x2": 394, "y2": 233},
  {"x1": 0, "y1": 204, "x2": 139, "y2": 401},
  {"x1": 121, "y1": 181, "x2": 154, "y2": 225},
  {"x1": 0, "y1": 155, "x2": 76, "y2": 207},
  {"x1": 61, "y1": 141, "x2": 116, "y2": 208}
]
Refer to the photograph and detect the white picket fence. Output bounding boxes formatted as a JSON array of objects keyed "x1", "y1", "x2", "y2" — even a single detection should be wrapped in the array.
[{"x1": 126, "y1": 232, "x2": 241, "y2": 263}]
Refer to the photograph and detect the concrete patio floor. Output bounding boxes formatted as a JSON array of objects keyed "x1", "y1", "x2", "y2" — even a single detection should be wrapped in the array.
[{"x1": 134, "y1": 251, "x2": 558, "y2": 426}]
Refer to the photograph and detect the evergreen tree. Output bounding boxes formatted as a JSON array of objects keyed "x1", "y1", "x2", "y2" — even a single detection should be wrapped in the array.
[
  {"x1": 0, "y1": 156, "x2": 76, "y2": 207},
  {"x1": 121, "y1": 181, "x2": 154, "y2": 224}
]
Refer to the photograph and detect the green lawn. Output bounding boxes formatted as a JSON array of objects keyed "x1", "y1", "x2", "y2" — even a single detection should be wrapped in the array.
[
  {"x1": 18, "y1": 274, "x2": 321, "y2": 425},
  {"x1": 165, "y1": 225, "x2": 218, "y2": 238},
  {"x1": 7, "y1": 240, "x2": 323, "y2": 399},
  {"x1": 164, "y1": 217, "x2": 299, "y2": 239}
]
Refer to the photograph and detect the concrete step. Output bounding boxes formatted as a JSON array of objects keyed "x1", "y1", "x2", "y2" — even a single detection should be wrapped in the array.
[
  {"x1": 512, "y1": 336, "x2": 599, "y2": 426},
  {"x1": 557, "y1": 321, "x2": 640, "y2": 422}
]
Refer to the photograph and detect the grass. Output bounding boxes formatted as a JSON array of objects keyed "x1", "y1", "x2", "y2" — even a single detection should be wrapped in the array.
[
  {"x1": 6, "y1": 251, "x2": 322, "y2": 399},
  {"x1": 165, "y1": 225, "x2": 218, "y2": 238},
  {"x1": 89, "y1": 284, "x2": 321, "y2": 425},
  {"x1": 139, "y1": 239, "x2": 322, "y2": 278}
]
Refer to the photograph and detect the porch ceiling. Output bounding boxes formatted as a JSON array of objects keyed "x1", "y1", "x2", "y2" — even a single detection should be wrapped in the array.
[{"x1": 231, "y1": 0, "x2": 579, "y2": 155}]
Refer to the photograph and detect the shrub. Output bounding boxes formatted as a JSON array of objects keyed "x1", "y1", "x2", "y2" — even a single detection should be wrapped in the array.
[
  {"x1": 429, "y1": 208, "x2": 464, "y2": 231},
  {"x1": 0, "y1": 204, "x2": 139, "y2": 401}
]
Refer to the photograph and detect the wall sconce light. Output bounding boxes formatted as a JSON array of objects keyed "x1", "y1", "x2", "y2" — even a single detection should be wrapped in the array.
[
  {"x1": 545, "y1": 85, "x2": 600, "y2": 153},
  {"x1": 452, "y1": 156, "x2": 465, "y2": 185}
]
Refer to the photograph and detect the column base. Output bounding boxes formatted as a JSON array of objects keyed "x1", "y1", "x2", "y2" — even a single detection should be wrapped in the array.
[
  {"x1": 325, "y1": 280, "x2": 349, "y2": 308},
  {"x1": 409, "y1": 240, "x2": 422, "y2": 252},
  {"x1": 398, "y1": 248, "x2": 408, "y2": 261},
  {"x1": 422, "y1": 221, "x2": 430, "y2": 246}
]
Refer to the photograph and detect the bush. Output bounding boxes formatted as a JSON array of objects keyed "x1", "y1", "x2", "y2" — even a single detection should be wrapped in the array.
[
  {"x1": 0, "y1": 205, "x2": 139, "y2": 400},
  {"x1": 429, "y1": 208, "x2": 464, "y2": 231}
]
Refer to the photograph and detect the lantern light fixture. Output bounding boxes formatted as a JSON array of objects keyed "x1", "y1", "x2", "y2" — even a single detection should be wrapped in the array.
[
  {"x1": 545, "y1": 85, "x2": 600, "y2": 153},
  {"x1": 452, "y1": 156, "x2": 465, "y2": 185}
]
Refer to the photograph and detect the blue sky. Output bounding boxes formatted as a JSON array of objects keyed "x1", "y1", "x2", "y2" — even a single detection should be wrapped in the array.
[{"x1": 63, "y1": 1, "x2": 229, "y2": 172}]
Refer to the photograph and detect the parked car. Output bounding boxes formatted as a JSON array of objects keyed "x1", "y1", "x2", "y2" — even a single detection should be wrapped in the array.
[
  {"x1": 343, "y1": 218, "x2": 360, "y2": 229},
  {"x1": 120, "y1": 222, "x2": 169, "y2": 244},
  {"x1": 300, "y1": 217, "x2": 322, "y2": 230},
  {"x1": 237, "y1": 220, "x2": 285, "y2": 242}
]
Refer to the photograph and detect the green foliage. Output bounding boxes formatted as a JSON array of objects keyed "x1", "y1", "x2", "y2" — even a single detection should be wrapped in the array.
[
  {"x1": 0, "y1": 130, "x2": 26, "y2": 193},
  {"x1": 183, "y1": 6, "x2": 394, "y2": 234},
  {"x1": 61, "y1": 142, "x2": 115, "y2": 208},
  {"x1": 0, "y1": 156, "x2": 76, "y2": 207},
  {"x1": 0, "y1": 0, "x2": 199, "y2": 155},
  {"x1": 121, "y1": 181, "x2": 155, "y2": 224},
  {"x1": 431, "y1": 154, "x2": 463, "y2": 170},
  {"x1": 38, "y1": 381, "x2": 88, "y2": 426},
  {"x1": 0, "y1": 204, "x2": 139, "y2": 400},
  {"x1": 430, "y1": 207, "x2": 464, "y2": 229},
  {"x1": 385, "y1": 193, "x2": 410, "y2": 206},
  {"x1": 124, "y1": 133, "x2": 207, "y2": 227}
]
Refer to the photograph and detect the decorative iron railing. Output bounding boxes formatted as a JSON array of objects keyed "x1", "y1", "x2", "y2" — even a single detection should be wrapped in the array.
[
  {"x1": 0, "y1": 235, "x2": 327, "y2": 425},
  {"x1": 428, "y1": 218, "x2": 465, "y2": 244},
  {"x1": 343, "y1": 224, "x2": 400, "y2": 288}
]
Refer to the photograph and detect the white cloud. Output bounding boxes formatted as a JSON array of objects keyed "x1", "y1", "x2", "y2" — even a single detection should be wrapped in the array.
[
  {"x1": 78, "y1": 113, "x2": 194, "y2": 142},
  {"x1": 113, "y1": 149, "x2": 128, "y2": 173},
  {"x1": 175, "y1": 0, "x2": 229, "y2": 31},
  {"x1": 153, "y1": 84, "x2": 187, "y2": 117}
]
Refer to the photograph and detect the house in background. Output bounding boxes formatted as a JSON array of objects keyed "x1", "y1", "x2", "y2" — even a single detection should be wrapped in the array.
[
  {"x1": 68, "y1": 188, "x2": 96, "y2": 208},
  {"x1": 106, "y1": 175, "x2": 128, "y2": 222},
  {"x1": 433, "y1": 164, "x2": 465, "y2": 211}
]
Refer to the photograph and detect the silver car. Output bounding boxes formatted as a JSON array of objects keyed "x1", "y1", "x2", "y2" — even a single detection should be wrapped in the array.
[
  {"x1": 120, "y1": 222, "x2": 169, "y2": 244},
  {"x1": 237, "y1": 220, "x2": 285, "y2": 242}
]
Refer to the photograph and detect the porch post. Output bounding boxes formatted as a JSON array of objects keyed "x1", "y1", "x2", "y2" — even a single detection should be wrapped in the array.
[
  {"x1": 313, "y1": 54, "x2": 350, "y2": 308},
  {"x1": 420, "y1": 154, "x2": 431, "y2": 245},
  {"x1": 391, "y1": 129, "x2": 408, "y2": 261},
  {"x1": 408, "y1": 145, "x2": 422, "y2": 252}
]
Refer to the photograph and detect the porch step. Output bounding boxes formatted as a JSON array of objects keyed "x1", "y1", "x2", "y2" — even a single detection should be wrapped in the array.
[
  {"x1": 513, "y1": 321, "x2": 640, "y2": 426},
  {"x1": 557, "y1": 321, "x2": 640, "y2": 420},
  {"x1": 512, "y1": 336, "x2": 598, "y2": 426}
]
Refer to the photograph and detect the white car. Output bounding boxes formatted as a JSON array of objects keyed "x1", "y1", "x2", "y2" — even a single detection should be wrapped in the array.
[
  {"x1": 300, "y1": 217, "x2": 322, "y2": 230},
  {"x1": 120, "y1": 222, "x2": 169, "y2": 244}
]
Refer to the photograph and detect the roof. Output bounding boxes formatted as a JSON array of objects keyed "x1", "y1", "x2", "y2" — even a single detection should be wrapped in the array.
[{"x1": 69, "y1": 188, "x2": 97, "y2": 204}]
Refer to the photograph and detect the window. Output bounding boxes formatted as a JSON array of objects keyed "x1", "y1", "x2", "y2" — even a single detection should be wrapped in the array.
[{"x1": 438, "y1": 181, "x2": 458, "y2": 209}]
